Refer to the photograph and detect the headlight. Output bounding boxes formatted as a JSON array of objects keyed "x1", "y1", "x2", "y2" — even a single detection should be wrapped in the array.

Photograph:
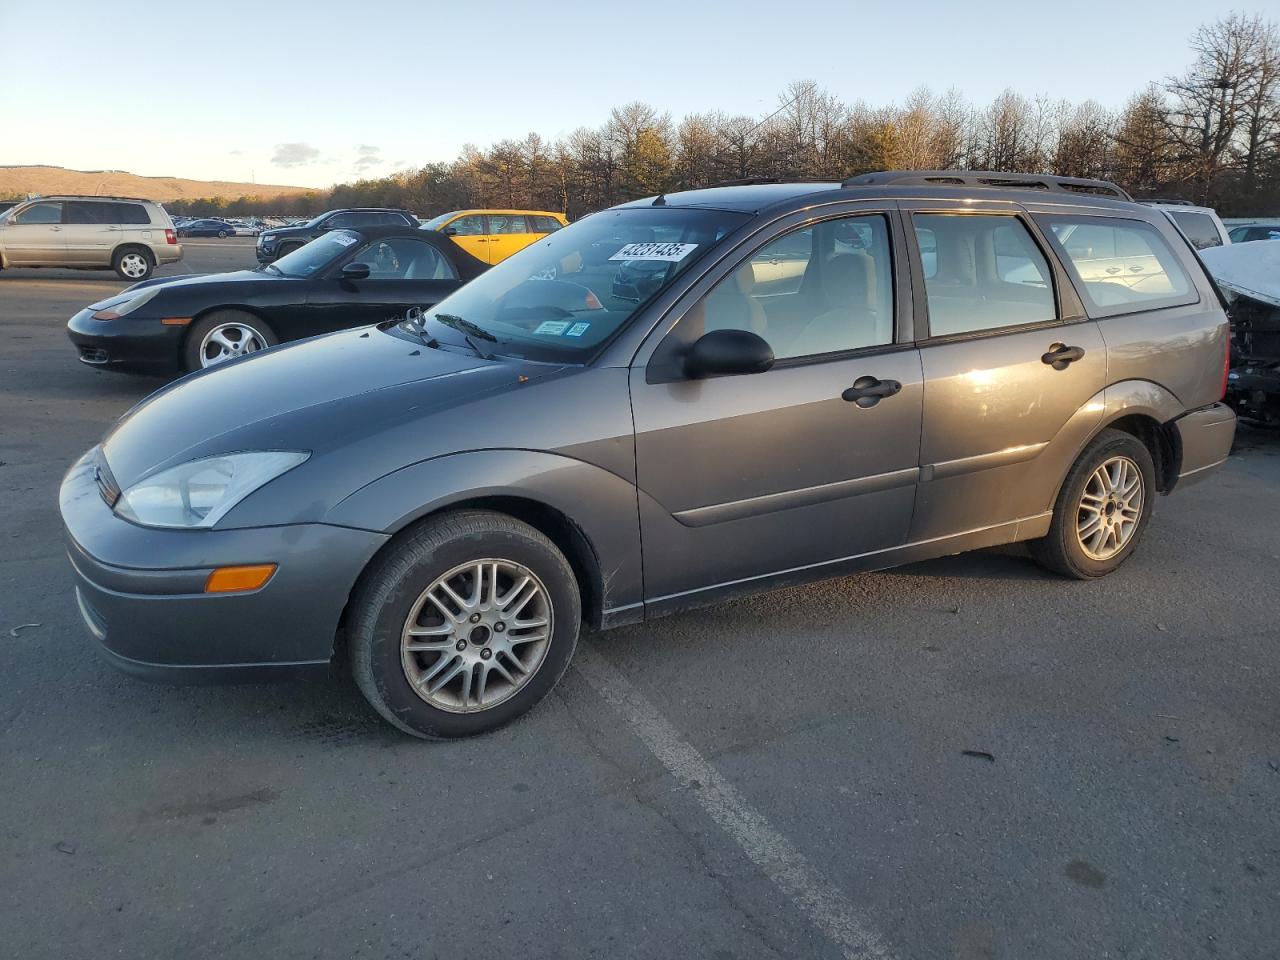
[
  {"x1": 114, "y1": 451, "x2": 309, "y2": 529},
  {"x1": 91, "y1": 286, "x2": 163, "y2": 320}
]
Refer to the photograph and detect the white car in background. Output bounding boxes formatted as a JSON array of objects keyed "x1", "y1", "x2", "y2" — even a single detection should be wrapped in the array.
[
  {"x1": 228, "y1": 219, "x2": 262, "y2": 237},
  {"x1": 1141, "y1": 201, "x2": 1231, "y2": 250}
]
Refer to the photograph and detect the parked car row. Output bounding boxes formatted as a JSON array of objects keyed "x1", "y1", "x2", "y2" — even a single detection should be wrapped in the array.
[{"x1": 57, "y1": 171, "x2": 1237, "y2": 741}]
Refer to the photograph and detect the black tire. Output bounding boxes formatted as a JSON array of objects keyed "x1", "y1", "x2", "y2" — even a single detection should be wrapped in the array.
[
  {"x1": 348, "y1": 510, "x2": 582, "y2": 740},
  {"x1": 217, "y1": 230, "x2": 228, "y2": 239},
  {"x1": 182, "y1": 309, "x2": 278, "y2": 372},
  {"x1": 1029, "y1": 428, "x2": 1156, "y2": 579},
  {"x1": 112, "y1": 247, "x2": 154, "y2": 281}
]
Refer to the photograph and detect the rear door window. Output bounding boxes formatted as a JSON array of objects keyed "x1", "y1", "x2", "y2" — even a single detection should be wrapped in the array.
[
  {"x1": 1039, "y1": 215, "x2": 1197, "y2": 317},
  {"x1": 1168, "y1": 211, "x2": 1222, "y2": 250},
  {"x1": 911, "y1": 214, "x2": 1056, "y2": 337},
  {"x1": 63, "y1": 201, "x2": 114, "y2": 224},
  {"x1": 489, "y1": 215, "x2": 528, "y2": 234},
  {"x1": 532, "y1": 215, "x2": 563, "y2": 233}
]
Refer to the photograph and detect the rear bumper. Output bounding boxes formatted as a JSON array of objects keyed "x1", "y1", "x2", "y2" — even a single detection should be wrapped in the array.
[
  {"x1": 60, "y1": 448, "x2": 389, "y2": 682},
  {"x1": 1171, "y1": 402, "x2": 1236, "y2": 490},
  {"x1": 157, "y1": 244, "x2": 183, "y2": 264}
]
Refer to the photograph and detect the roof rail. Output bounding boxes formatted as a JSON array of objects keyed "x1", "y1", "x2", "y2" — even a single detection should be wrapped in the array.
[
  {"x1": 39, "y1": 194, "x2": 153, "y2": 203},
  {"x1": 711, "y1": 176, "x2": 832, "y2": 188},
  {"x1": 1138, "y1": 198, "x2": 1195, "y2": 206},
  {"x1": 841, "y1": 170, "x2": 1134, "y2": 202}
]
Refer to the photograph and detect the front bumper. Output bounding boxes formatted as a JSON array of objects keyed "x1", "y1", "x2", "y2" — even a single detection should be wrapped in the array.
[
  {"x1": 60, "y1": 448, "x2": 389, "y2": 682},
  {"x1": 1171, "y1": 402, "x2": 1237, "y2": 490},
  {"x1": 66, "y1": 306, "x2": 185, "y2": 374}
]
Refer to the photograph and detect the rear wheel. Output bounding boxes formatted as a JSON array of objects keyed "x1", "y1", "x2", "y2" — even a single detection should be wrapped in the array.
[
  {"x1": 217, "y1": 229, "x2": 229, "y2": 239},
  {"x1": 113, "y1": 247, "x2": 153, "y2": 281},
  {"x1": 183, "y1": 310, "x2": 277, "y2": 371},
  {"x1": 1030, "y1": 428, "x2": 1155, "y2": 579},
  {"x1": 348, "y1": 510, "x2": 581, "y2": 739}
]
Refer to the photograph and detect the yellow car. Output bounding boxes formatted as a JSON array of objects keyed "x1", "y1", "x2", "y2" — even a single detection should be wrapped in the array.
[{"x1": 419, "y1": 209, "x2": 568, "y2": 264}]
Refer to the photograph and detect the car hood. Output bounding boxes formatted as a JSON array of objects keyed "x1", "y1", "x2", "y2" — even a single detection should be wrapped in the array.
[
  {"x1": 121, "y1": 269, "x2": 270, "y2": 295},
  {"x1": 102, "y1": 326, "x2": 563, "y2": 488}
]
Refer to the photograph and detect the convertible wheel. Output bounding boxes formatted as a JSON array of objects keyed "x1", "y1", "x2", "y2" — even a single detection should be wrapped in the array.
[
  {"x1": 348, "y1": 510, "x2": 581, "y2": 739},
  {"x1": 113, "y1": 248, "x2": 154, "y2": 281},
  {"x1": 1030, "y1": 428, "x2": 1155, "y2": 579},
  {"x1": 184, "y1": 310, "x2": 277, "y2": 371}
]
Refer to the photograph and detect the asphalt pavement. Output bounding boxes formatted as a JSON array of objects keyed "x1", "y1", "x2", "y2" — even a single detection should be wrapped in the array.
[{"x1": 1, "y1": 239, "x2": 1278, "y2": 959}]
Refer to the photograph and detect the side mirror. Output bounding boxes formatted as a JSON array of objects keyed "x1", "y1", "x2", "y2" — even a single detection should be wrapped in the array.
[
  {"x1": 341, "y1": 262, "x2": 370, "y2": 281},
  {"x1": 442, "y1": 226, "x2": 458, "y2": 236},
  {"x1": 684, "y1": 329, "x2": 774, "y2": 379}
]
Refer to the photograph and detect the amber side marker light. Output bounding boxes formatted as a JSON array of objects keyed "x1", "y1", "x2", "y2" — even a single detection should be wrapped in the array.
[
  {"x1": 161, "y1": 317, "x2": 192, "y2": 326},
  {"x1": 205, "y1": 564, "x2": 277, "y2": 594}
]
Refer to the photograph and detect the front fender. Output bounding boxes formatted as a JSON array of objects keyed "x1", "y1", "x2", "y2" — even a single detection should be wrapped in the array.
[{"x1": 325, "y1": 448, "x2": 644, "y2": 621}]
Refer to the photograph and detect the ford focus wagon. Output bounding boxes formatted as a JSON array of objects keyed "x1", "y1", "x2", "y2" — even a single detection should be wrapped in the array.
[{"x1": 61, "y1": 171, "x2": 1236, "y2": 739}]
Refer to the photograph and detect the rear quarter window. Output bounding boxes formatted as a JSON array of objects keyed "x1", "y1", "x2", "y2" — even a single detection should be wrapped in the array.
[{"x1": 1038, "y1": 215, "x2": 1198, "y2": 318}]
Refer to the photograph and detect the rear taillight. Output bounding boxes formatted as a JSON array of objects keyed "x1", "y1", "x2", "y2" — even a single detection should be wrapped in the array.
[
  {"x1": 165, "y1": 228, "x2": 177, "y2": 245},
  {"x1": 1221, "y1": 330, "x2": 1231, "y2": 400}
]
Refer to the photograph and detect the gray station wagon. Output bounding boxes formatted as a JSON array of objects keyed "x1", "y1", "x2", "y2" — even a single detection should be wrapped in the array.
[{"x1": 60, "y1": 171, "x2": 1237, "y2": 739}]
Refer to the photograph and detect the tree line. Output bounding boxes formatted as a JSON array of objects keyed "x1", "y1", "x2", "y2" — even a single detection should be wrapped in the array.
[{"x1": 168, "y1": 13, "x2": 1279, "y2": 220}]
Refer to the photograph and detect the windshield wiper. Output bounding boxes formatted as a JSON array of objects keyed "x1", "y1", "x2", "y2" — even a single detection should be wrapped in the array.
[
  {"x1": 435, "y1": 313, "x2": 496, "y2": 360},
  {"x1": 262, "y1": 263, "x2": 283, "y2": 276}
]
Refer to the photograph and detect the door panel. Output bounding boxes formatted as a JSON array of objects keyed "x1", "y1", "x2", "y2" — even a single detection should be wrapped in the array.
[
  {"x1": 631, "y1": 352, "x2": 924, "y2": 601},
  {"x1": 902, "y1": 203, "x2": 1107, "y2": 540},
  {"x1": 2, "y1": 202, "x2": 65, "y2": 263},
  {"x1": 444, "y1": 215, "x2": 491, "y2": 262},
  {"x1": 304, "y1": 278, "x2": 459, "y2": 335},
  {"x1": 631, "y1": 207, "x2": 921, "y2": 602}
]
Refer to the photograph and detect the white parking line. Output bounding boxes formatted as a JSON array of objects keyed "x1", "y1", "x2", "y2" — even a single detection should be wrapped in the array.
[{"x1": 573, "y1": 644, "x2": 893, "y2": 960}]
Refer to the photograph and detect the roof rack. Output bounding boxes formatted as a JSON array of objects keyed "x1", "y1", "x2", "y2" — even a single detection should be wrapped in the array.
[{"x1": 841, "y1": 170, "x2": 1133, "y2": 202}]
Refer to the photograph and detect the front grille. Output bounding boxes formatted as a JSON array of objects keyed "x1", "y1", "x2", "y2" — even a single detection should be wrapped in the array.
[
  {"x1": 94, "y1": 453, "x2": 121, "y2": 508},
  {"x1": 78, "y1": 346, "x2": 109, "y2": 364}
]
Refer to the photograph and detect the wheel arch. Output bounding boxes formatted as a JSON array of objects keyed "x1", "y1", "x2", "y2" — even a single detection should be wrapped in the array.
[
  {"x1": 180, "y1": 305, "x2": 277, "y2": 362},
  {"x1": 326, "y1": 449, "x2": 645, "y2": 631},
  {"x1": 111, "y1": 242, "x2": 155, "y2": 265}
]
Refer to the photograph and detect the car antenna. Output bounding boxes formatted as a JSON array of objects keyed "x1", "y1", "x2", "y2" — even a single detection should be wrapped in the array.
[{"x1": 652, "y1": 194, "x2": 666, "y2": 206}]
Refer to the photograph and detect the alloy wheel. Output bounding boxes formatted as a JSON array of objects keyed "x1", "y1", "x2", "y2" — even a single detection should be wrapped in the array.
[
  {"x1": 198, "y1": 322, "x2": 268, "y2": 367},
  {"x1": 119, "y1": 253, "x2": 149, "y2": 279},
  {"x1": 400, "y1": 559, "x2": 553, "y2": 714},
  {"x1": 1076, "y1": 455, "x2": 1144, "y2": 561}
]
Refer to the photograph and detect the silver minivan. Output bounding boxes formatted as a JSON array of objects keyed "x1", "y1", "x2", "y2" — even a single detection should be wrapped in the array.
[{"x1": 0, "y1": 196, "x2": 182, "y2": 280}]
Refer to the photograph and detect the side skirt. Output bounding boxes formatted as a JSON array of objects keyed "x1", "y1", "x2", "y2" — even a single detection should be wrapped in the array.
[{"x1": 639, "y1": 512, "x2": 1053, "y2": 623}]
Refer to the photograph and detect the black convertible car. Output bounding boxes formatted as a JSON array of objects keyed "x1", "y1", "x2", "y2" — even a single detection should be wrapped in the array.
[{"x1": 67, "y1": 226, "x2": 487, "y2": 374}]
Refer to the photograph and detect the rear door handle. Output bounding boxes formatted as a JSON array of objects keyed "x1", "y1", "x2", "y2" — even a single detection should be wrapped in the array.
[
  {"x1": 1041, "y1": 343, "x2": 1085, "y2": 370},
  {"x1": 842, "y1": 376, "x2": 902, "y2": 408}
]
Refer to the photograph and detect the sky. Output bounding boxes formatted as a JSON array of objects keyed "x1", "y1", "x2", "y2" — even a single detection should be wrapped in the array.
[{"x1": 0, "y1": 0, "x2": 1266, "y2": 189}]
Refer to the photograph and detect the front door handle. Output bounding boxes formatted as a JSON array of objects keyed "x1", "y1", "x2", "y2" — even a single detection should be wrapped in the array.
[
  {"x1": 842, "y1": 376, "x2": 902, "y2": 408},
  {"x1": 1042, "y1": 343, "x2": 1085, "y2": 370}
]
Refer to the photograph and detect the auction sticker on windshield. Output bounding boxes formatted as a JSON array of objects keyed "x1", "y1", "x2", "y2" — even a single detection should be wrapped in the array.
[
  {"x1": 609, "y1": 242, "x2": 698, "y2": 262},
  {"x1": 330, "y1": 232, "x2": 359, "y2": 246},
  {"x1": 534, "y1": 320, "x2": 570, "y2": 335}
]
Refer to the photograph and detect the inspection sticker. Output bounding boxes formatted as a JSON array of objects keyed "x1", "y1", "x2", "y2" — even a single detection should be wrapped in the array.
[
  {"x1": 566, "y1": 322, "x2": 591, "y2": 337},
  {"x1": 534, "y1": 320, "x2": 570, "y2": 335},
  {"x1": 609, "y1": 242, "x2": 698, "y2": 262}
]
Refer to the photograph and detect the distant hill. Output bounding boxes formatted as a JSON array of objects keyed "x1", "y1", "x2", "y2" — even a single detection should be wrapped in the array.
[{"x1": 0, "y1": 165, "x2": 314, "y2": 201}]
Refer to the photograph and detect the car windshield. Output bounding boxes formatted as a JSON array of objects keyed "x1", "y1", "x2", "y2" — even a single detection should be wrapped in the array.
[
  {"x1": 421, "y1": 206, "x2": 750, "y2": 362},
  {"x1": 420, "y1": 212, "x2": 456, "y2": 230},
  {"x1": 270, "y1": 230, "x2": 360, "y2": 277}
]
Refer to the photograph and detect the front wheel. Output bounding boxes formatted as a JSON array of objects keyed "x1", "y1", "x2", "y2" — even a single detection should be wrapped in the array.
[
  {"x1": 217, "y1": 230, "x2": 229, "y2": 239},
  {"x1": 1030, "y1": 428, "x2": 1156, "y2": 579},
  {"x1": 113, "y1": 248, "x2": 154, "y2": 281},
  {"x1": 183, "y1": 310, "x2": 277, "y2": 371},
  {"x1": 348, "y1": 510, "x2": 582, "y2": 739}
]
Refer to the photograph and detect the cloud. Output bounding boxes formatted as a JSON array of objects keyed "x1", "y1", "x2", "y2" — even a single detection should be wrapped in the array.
[
  {"x1": 271, "y1": 142, "x2": 321, "y2": 167},
  {"x1": 228, "y1": 149, "x2": 243, "y2": 156},
  {"x1": 354, "y1": 144, "x2": 382, "y2": 172}
]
